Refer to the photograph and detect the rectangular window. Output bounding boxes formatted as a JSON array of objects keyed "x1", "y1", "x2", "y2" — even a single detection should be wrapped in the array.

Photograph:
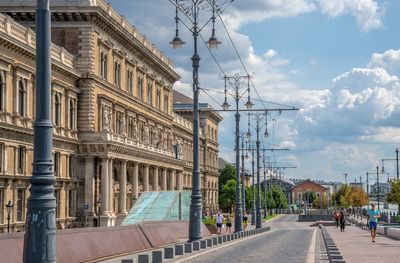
[
  {"x1": 68, "y1": 190, "x2": 74, "y2": 217},
  {"x1": 164, "y1": 94, "x2": 169, "y2": 113},
  {"x1": 54, "y1": 190, "x2": 60, "y2": 219},
  {"x1": 0, "y1": 188, "x2": 3, "y2": 224},
  {"x1": 17, "y1": 146, "x2": 25, "y2": 174},
  {"x1": 54, "y1": 152, "x2": 60, "y2": 177},
  {"x1": 68, "y1": 155, "x2": 75, "y2": 178},
  {"x1": 16, "y1": 189, "x2": 25, "y2": 222}
]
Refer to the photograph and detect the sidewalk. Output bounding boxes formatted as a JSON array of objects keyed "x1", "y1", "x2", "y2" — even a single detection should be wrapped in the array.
[{"x1": 326, "y1": 224, "x2": 400, "y2": 263}]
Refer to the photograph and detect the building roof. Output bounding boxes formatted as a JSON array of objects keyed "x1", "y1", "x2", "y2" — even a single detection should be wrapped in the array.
[
  {"x1": 173, "y1": 90, "x2": 193, "y2": 104},
  {"x1": 291, "y1": 179, "x2": 328, "y2": 191}
]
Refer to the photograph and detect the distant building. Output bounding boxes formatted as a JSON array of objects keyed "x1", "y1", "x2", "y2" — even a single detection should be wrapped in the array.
[
  {"x1": 370, "y1": 182, "x2": 391, "y2": 196},
  {"x1": 291, "y1": 179, "x2": 328, "y2": 206}
]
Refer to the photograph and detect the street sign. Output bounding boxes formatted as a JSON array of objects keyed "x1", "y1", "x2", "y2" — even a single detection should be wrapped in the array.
[{"x1": 83, "y1": 203, "x2": 89, "y2": 210}]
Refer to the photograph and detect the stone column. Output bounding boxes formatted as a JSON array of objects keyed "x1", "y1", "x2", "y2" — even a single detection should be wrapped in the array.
[
  {"x1": 161, "y1": 168, "x2": 167, "y2": 190},
  {"x1": 153, "y1": 166, "x2": 159, "y2": 191},
  {"x1": 108, "y1": 158, "x2": 114, "y2": 213},
  {"x1": 168, "y1": 170, "x2": 175, "y2": 190},
  {"x1": 100, "y1": 158, "x2": 109, "y2": 215},
  {"x1": 84, "y1": 156, "x2": 94, "y2": 214},
  {"x1": 143, "y1": 164, "x2": 149, "y2": 191},
  {"x1": 177, "y1": 170, "x2": 183, "y2": 191},
  {"x1": 132, "y1": 162, "x2": 139, "y2": 199},
  {"x1": 119, "y1": 160, "x2": 127, "y2": 214}
]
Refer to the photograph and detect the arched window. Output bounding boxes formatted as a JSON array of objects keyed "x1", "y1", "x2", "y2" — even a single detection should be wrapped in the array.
[
  {"x1": 147, "y1": 83, "x2": 153, "y2": 105},
  {"x1": 69, "y1": 99, "x2": 75, "y2": 129},
  {"x1": 138, "y1": 77, "x2": 143, "y2": 100},
  {"x1": 100, "y1": 52, "x2": 107, "y2": 79},
  {"x1": 18, "y1": 80, "x2": 26, "y2": 116},
  {"x1": 0, "y1": 71, "x2": 5, "y2": 111},
  {"x1": 114, "y1": 61, "x2": 121, "y2": 87},
  {"x1": 54, "y1": 93, "x2": 61, "y2": 126}
]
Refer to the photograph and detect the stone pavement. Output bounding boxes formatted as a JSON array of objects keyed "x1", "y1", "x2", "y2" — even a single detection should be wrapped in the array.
[{"x1": 326, "y1": 224, "x2": 400, "y2": 263}]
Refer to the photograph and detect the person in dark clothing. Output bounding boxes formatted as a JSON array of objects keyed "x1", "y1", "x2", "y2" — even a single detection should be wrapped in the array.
[{"x1": 339, "y1": 211, "x2": 346, "y2": 232}]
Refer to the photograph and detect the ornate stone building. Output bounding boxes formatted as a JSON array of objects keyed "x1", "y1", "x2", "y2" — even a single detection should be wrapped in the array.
[{"x1": 0, "y1": 0, "x2": 221, "y2": 231}]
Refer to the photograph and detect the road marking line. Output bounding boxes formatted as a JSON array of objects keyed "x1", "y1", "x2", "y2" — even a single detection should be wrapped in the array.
[
  {"x1": 171, "y1": 229, "x2": 277, "y2": 263},
  {"x1": 305, "y1": 228, "x2": 317, "y2": 263}
]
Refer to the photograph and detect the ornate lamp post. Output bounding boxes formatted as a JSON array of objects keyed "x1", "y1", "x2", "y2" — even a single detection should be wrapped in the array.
[
  {"x1": 170, "y1": 0, "x2": 230, "y2": 241},
  {"x1": 23, "y1": 1, "x2": 57, "y2": 262},
  {"x1": 5, "y1": 201, "x2": 13, "y2": 233},
  {"x1": 221, "y1": 74, "x2": 253, "y2": 232}
]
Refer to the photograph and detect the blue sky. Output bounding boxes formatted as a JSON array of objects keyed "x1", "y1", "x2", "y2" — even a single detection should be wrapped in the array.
[{"x1": 108, "y1": 0, "x2": 400, "y2": 184}]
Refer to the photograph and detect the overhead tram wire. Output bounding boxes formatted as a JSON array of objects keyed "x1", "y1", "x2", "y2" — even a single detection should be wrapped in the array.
[{"x1": 216, "y1": 11, "x2": 268, "y2": 110}]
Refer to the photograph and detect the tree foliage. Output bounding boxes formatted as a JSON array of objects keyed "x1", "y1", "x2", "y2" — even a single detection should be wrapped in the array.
[
  {"x1": 387, "y1": 179, "x2": 400, "y2": 212},
  {"x1": 218, "y1": 179, "x2": 236, "y2": 212},
  {"x1": 333, "y1": 184, "x2": 368, "y2": 208},
  {"x1": 304, "y1": 191, "x2": 317, "y2": 204},
  {"x1": 218, "y1": 164, "x2": 236, "y2": 191}
]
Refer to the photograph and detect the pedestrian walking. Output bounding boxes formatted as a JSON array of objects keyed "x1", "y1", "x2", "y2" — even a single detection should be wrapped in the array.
[
  {"x1": 216, "y1": 211, "x2": 224, "y2": 235},
  {"x1": 333, "y1": 210, "x2": 340, "y2": 228},
  {"x1": 242, "y1": 214, "x2": 248, "y2": 230},
  {"x1": 368, "y1": 203, "x2": 380, "y2": 243},
  {"x1": 339, "y1": 211, "x2": 346, "y2": 232},
  {"x1": 226, "y1": 215, "x2": 232, "y2": 233}
]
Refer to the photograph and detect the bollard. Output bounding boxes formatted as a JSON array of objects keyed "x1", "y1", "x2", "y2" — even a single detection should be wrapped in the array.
[
  {"x1": 222, "y1": 235, "x2": 227, "y2": 242},
  {"x1": 192, "y1": 241, "x2": 200, "y2": 251},
  {"x1": 200, "y1": 240, "x2": 207, "y2": 249},
  {"x1": 175, "y1": 244, "x2": 184, "y2": 256},
  {"x1": 138, "y1": 254, "x2": 150, "y2": 263},
  {"x1": 206, "y1": 238, "x2": 213, "y2": 247},
  {"x1": 184, "y1": 243, "x2": 193, "y2": 253},
  {"x1": 218, "y1": 236, "x2": 223, "y2": 244},
  {"x1": 212, "y1": 237, "x2": 218, "y2": 245},
  {"x1": 227, "y1": 234, "x2": 231, "y2": 241},
  {"x1": 152, "y1": 251, "x2": 163, "y2": 263},
  {"x1": 164, "y1": 247, "x2": 174, "y2": 259}
]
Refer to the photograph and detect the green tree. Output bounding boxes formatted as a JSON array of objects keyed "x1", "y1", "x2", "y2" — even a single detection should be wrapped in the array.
[
  {"x1": 304, "y1": 191, "x2": 317, "y2": 205},
  {"x1": 333, "y1": 184, "x2": 351, "y2": 207},
  {"x1": 272, "y1": 186, "x2": 288, "y2": 209},
  {"x1": 218, "y1": 179, "x2": 236, "y2": 212},
  {"x1": 218, "y1": 164, "x2": 236, "y2": 191},
  {"x1": 348, "y1": 186, "x2": 369, "y2": 208},
  {"x1": 387, "y1": 179, "x2": 400, "y2": 213},
  {"x1": 245, "y1": 186, "x2": 253, "y2": 212}
]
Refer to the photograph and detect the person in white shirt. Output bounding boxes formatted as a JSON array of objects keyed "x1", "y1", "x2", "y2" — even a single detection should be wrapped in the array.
[{"x1": 216, "y1": 211, "x2": 224, "y2": 234}]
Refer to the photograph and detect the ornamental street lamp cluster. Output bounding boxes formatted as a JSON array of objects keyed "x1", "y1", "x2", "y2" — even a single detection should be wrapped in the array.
[{"x1": 169, "y1": 0, "x2": 232, "y2": 241}]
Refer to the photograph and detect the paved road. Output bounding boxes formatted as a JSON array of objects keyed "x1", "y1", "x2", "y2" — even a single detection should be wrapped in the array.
[{"x1": 176, "y1": 215, "x2": 317, "y2": 263}]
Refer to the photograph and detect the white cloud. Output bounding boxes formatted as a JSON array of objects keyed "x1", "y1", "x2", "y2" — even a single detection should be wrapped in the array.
[
  {"x1": 368, "y1": 49, "x2": 400, "y2": 74},
  {"x1": 319, "y1": 0, "x2": 384, "y2": 32}
]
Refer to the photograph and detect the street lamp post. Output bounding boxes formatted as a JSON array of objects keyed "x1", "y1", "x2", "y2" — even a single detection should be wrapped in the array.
[
  {"x1": 255, "y1": 116, "x2": 262, "y2": 229},
  {"x1": 170, "y1": 0, "x2": 229, "y2": 241},
  {"x1": 222, "y1": 74, "x2": 253, "y2": 233},
  {"x1": 250, "y1": 145, "x2": 256, "y2": 225},
  {"x1": 23, "y1": 1, "x2": 57, "y2": 262},
  {"x1": 376, "y1": 166, "x2": 380, "y2": 211},
  {"x1": 381, "y1": 147, "x2": 400, "y2": 180},
  {"x1": 241, "y1": 135, "x2": 246, "y2": 215},
  {"x1": 366, "y1": 172, "x2": 370, "y2": 211},
  {"x1": 5, "y1": 201, "x2": 13, "y2": 233}
]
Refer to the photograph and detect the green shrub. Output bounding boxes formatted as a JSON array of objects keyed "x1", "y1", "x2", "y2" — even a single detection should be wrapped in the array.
[{"x1": 202, "y1": 217, "x2": 216, "y2": 226}]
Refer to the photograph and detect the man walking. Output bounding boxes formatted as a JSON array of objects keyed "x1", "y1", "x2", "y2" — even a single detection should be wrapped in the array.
[{"x1": 368, "y1": 203, "x2": 380, "y2": 243}]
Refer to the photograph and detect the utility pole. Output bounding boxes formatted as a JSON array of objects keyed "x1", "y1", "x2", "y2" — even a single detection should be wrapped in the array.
[
  {"x1": 366, "y1": 172, "x2": 369, "y2": 211},
  {"x1": 23, "y1": 1, "x2": 56, "y2": 262},
  {"x1": 255, "y1": 115, "x2": 262, "y2": 229},
  {"x1": 241, "y1": 135, "x2": 246, "y2": 215},
  {"x1": 251, "y1": 146, "x2": 255, "y2": 225},
  {"x1": 377, "y1": 166, "x2": 380, "y2": 211}
]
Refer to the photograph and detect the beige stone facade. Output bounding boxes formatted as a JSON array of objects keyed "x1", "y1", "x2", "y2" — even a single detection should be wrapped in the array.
[{"x1": 0, "y1": 0, "x2": 221, "y2": 231}]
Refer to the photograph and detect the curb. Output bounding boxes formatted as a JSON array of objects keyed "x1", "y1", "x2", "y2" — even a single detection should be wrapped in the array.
[
  {"x1": 122, "y1": 226, "x2": 271, "y2": 263},
  {"x1": 319, "y1": 225, "x2": 346, "y2": 263}
]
